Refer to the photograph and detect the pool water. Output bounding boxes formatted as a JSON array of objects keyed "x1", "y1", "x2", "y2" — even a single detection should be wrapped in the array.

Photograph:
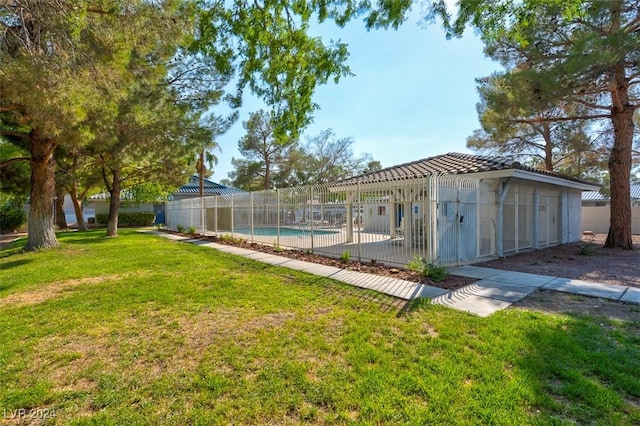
[{"x1": 233, "y1": 226, "x2": 339, "y2": 237}]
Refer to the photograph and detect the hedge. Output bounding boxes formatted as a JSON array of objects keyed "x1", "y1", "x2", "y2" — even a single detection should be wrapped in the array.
[
  {"x1": 95, "y1": 212, "x2": 156, "y2": 226},
  {"x1": 0, "y1": 199, "x2": 27, "y2": 232}
]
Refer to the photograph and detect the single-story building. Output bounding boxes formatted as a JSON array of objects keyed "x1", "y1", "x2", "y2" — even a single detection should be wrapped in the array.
[
  {"x1": 164, "y1": 153, "x2": 600, "y2": 266},
  {"x1": 581, "y1": 184, "x2": 640, "y2": 207},
  {"x1": 68, "y1": 176, "x2": 241, "y2": 225},
  {"x1": 582, "y1": 184, "x2": 640, "y2": 234},
  {"x1": 332, "y1": 152, "x2": 600, "y2": 264}
]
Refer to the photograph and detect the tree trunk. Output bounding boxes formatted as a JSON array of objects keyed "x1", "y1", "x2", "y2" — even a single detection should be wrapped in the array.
[
  {"x1": 25, "y1": 131, "x2": 59, "y2": 251},
  {"x1": 106, "y1": 168, "x2": 121, "y2": 237},
  {"x1": 55, "y1": 183, "x2": 68, "y2": 230},
  {"x1": 604, "y1": 65, "x2": 634, "y2": 249},
  {"x1": 69, "y1": 181, "x2": 88, "y2": 232},
  {"x1": 605, "y1": 108, "x2": 634, "y2": 249},
  {"x1": 542, "y1": 123, "x2": 554, "y2": 171},
  {"x1": 265, "y1": 158, "x2": 271, "y2": 190}
]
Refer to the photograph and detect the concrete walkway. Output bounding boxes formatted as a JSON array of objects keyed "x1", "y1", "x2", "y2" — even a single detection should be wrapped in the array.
[
  {"x1": 445, "y1": 266, "x2": 640, "y2": 316},
  {"x1": 147, "y1": 231, "x2": 640, "y2": 317}
]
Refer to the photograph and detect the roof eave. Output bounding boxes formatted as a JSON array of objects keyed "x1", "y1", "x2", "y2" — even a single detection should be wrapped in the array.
[
  {"x1": 449, "y1": 169, "x2": 600, "y2": 191},
  {"x1": 512, "y1": 169, "x2": 600, "y2": 191}
]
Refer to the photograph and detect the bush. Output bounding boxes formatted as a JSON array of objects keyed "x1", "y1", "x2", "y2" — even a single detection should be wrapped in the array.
[
  {"x1": 406, "y1": 255, "x2": 448, "y2": 282},
  {"x1": 176, "y1": 224, "x2": 185, "y2": 233},
  {"x1": 95, "y1": 212, "x2": 156, "y2": 226},
  {"x1": 577, "y1": 242, "x2": 597, "y2": 256},
  {"x1": 427, "y1": 264, "x2": 448, "y2": 282},
  {"x1": 0, "y1": 199, "x2": 27, "y2": 232},
  {"x1": 220, "y1": 234, "x2": 243, "y2": 244},
  {"x1": 340, "y1": 250, "x2": 351, "y2": 262},
  {"x1": 188, "y1": 226, "x2": 197, "y2": 235}
]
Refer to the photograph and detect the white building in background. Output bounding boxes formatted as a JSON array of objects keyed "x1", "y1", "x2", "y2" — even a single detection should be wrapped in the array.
[{"x1": 581, "y1": 184, "x2": 640, "y2": 234}]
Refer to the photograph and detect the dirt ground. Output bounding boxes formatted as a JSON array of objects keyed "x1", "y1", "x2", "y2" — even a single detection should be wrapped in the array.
[
  {"x1": 0, "y1": 232, "x2": 26, "y2": 247},
  {"x1": 512, "y1": 289, "x2": 640, "y2": 322},
  {"x1": 476, "y1": 234, "x2": 640, "y2": 288}
]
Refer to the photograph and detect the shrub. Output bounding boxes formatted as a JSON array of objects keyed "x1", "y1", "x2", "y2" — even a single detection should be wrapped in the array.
[
  {"x1": 406, "y1": 255, "x2": 448, "y2": 282},
  {"x1": 577, "y1": 242, "x2": 597, "y2": 256},
  {"x1": 0, "y1": 199, "x2": 27, "y2": 232},
  {"x1": 95, "y1": 212, "x2": 156, "y2": 226},
  {"x1": 188, "y1": 225, "x2": 197, "y2": 235},
  {"x1": 221, "y1": 234, "x2": 243, "y2": 244},
  {"x1": 340, "y1": 250, "x2": 351, "y2": 262},
  {"x1": 426, "y1": 263, "x2": 448, "y2": 282},
  {"x1": 407, "y1": 255, "x2": 427, "y2": 274},
  {"x1": 176, "y1": 224, "x2": 185, "y2": 233}
]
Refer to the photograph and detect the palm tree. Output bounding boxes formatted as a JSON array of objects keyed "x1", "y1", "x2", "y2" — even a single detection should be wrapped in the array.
[{"x1": 195, "y1": 144, "x2": 221, "y2": 196}]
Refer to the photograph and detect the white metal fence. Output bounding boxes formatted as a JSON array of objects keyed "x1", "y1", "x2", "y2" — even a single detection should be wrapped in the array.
[{"x1": 165, "y1": 176, "x2": 568, "y2": 267}]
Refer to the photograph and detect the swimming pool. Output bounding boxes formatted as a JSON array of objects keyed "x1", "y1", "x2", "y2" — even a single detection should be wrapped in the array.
[{"x1": 233, "y1": 226, "x2": 340, "y2": 237}]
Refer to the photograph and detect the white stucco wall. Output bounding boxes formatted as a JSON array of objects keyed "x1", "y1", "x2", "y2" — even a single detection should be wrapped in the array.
[
  {"x1": 582, "y1": 206, "x2": 640, "y2": 234},
  {"x1": 566, "y1": 189, "x2": 583, "y2": 243}
]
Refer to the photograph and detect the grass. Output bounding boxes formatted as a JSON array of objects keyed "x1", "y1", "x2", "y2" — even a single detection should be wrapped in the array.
[{"x1": 1, "y1": 229, "x2": 639, "y2": 425}]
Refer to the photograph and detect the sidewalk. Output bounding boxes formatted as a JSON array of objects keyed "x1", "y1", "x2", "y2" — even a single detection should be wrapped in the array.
[{"x1": 148, "y1": 231, "x2": 640, "y2": 317}]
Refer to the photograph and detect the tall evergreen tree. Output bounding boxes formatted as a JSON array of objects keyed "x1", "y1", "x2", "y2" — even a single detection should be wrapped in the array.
[
  {"x1": 468, "y1": 73, "x2": 606, "y2": 176},
  {"x1": 0, "y1": 0, "x2": 123, "y2": 250},
  {"x1": 234, "y1": 110, "x2": 298, "y2": 190},
  {"x1": 428, "y1": 0, "x2": 640, "y2": 249}
]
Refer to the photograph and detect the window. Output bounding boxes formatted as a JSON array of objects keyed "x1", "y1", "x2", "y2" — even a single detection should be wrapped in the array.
[{"x1": 378, "y1": 206, "x2": 386, "y2": 216}]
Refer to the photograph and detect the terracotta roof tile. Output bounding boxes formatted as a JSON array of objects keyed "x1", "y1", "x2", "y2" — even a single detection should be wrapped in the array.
[{"x1": 336, "y1": 152, "x2": 596, "y2": 186}]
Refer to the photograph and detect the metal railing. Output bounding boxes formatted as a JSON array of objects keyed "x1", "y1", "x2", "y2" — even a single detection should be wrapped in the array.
[{"x1": 165, "y1": 176, "x2": 514, "y2": 267}]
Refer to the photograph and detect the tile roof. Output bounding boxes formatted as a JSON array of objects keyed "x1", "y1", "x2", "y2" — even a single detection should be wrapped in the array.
[
  {"x1": 335, "y1": 152, "x2": 597, "y2": 186},
  {"x1": 89, "y1": 180, "x2": 243, "y2": 200},
  {"x1": 582, "y1": 184, "x2": 640, "y2": 201},
  {"x1": 174, "y1": 186, "x2": 243, "y2": 196}
]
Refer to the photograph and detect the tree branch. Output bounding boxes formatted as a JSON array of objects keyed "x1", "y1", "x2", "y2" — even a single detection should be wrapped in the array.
[
  {"x1": 572, "y1": 98, "x2": 612, "y2": 111},
  {"x1": 0, "y1": 130, "x2": 32, "y2": 141},
  {"x1": 520, "y1": 112, "x2": 612, "y2": 124},
  {"x1": 0, "y1": 157, "x2": 31, "y2": 167}
]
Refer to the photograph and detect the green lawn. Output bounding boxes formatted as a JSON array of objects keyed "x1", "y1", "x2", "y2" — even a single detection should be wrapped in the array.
[{"x1": 1, "y1": 229, "x2": 638, "y2": 425}]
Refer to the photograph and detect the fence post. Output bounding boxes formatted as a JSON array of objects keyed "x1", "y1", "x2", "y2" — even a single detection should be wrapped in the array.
[
  {"x1": 357, "y1": 180, "x2": 361, "y2": 262},
  {"x1": 201, "y1": 195, "x2": 205, "y2": 235},
  {"x1": 533, "y1": 187, "x2": 540, "y2": 249},
  {"x1": 310, "y1": 186, "x2": 314, "y2": 254},
  {"x1": 190, "y1": 199, "x2": 194, "y2": 229},
  {"x1": 456, "y1": 177, "x2": 461, "y2": 264},
  {"x1": 276, "y1": 189, "x2": 280, "y2": 247},
  {"x1": 231, "y1": 194, "x2": 235, "y2": 238},
  {"x1": 496, "y1": 179, "x2": 509, "y2": 257},
  {"x1": 431, "y1": 174, "x2": 439, "y2": 263},
  {"x1": 250, "y1": 192, "x2": 254, "y2": 243},
  {"x1": 214, "y1": 196, "x2": 218, "y2": 235}
]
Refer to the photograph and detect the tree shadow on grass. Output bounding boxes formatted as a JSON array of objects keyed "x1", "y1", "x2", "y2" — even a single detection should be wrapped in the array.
[
  {"x1": 58, "y1": 231, "x2": 112, "y2": 245},
  {"x1": 0, "y1": 240, "x2": 27, "y2": 257},
  {"x1": 0, "y1": 258, "x2": 33, "y2": 270},
  {"x1": 511, "y1": 306, "x2": 640, "y2": 424},
  {"x1": 315, "y1": 278, "x2": 414, "y2": 315}
]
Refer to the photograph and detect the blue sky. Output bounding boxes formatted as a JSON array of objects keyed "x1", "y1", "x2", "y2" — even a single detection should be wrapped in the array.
[{"x1": 212, "y1": 9, "x2": 501, "y2": 181}]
